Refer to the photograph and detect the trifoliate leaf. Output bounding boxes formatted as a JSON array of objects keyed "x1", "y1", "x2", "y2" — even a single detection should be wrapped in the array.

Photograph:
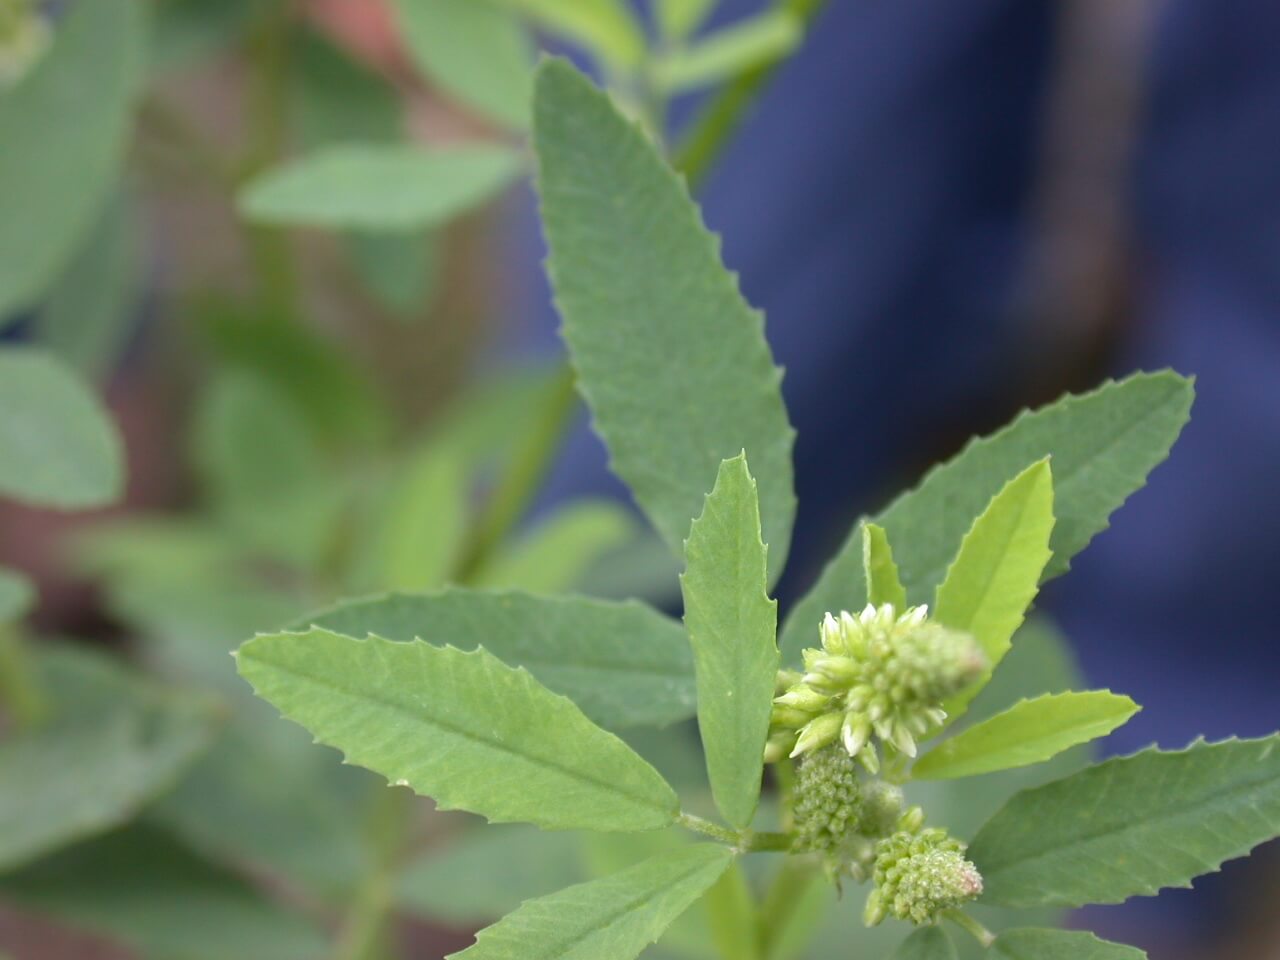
[
  {"x1": 970, "y1": 735, "x2": 1280, "y2": 907},
  {"x1": 680, "y1": 455, "x2": 778, "y2": 830},
  {"x1": 861, "y1": 522, "x2": 905, "y2": 611},
  {"x1": 448, "y1": 844, "x2": 734, "y2": 960},
  {"x1": 303, "y1": 589, "x2": 695, "y2": 731},
  {"x1": 534, "y1": 59, "x2": 796, "y2": 585},
  {"x1": 780, "y1": 372, "x2": 1193, "y2": 663},
  {"x1": 993, "y1": 928, "x2": 1146, "y2": 960},
  {"x1": 913, "y1": 691, "x2": 1139, "y2": 780},
  {"x1": 933, "y1": 459, "x2": 1055, "y2": 719},
  {"x1": 237, "y1": 629, "x2": 680, "y2": 831}
]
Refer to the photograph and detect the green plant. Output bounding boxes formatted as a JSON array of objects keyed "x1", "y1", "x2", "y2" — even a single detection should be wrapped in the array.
[
  {"x1": 230, "y1": 58, "x2": 1279, "y2": 960},
  {"x1": 1, "y1": 1, "x2": 833, "y2": 957}
]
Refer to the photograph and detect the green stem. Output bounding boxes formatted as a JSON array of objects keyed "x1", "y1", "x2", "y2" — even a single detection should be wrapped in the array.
[
  {"x1": 673, "y1": 0, "x2": 831, "y2": 189},
  {"x1": 757, "y1": 856, "x2": 822, "y2": 960},
  {"x1": 677, "y1": 813, "x2": 792, "y2": 853},
  {"x1": 678, "y1": 812, "x2": 742, "y2": 845},
  {"x1": 332, "y1": 786, "x2": 414, "y2": 960},
  {"x1": 453, "y1": 363, "x2": 578, "y2": 581},
  {"x1": 0, "y1": 625, "x2": 46, "y2": 729},
  {"x1": 240, "y1": 4, "x2": 297, "y2": 316},
  {"x1": 944, "y1": 909, "x2": 996, "y2": 948}
]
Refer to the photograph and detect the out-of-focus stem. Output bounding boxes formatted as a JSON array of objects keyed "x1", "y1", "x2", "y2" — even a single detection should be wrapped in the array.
[
  {"x1": 0, "y1": 624, "x2": 47, "y2": 729},
  {"x1": 674, "y1": 0, "x2": 830, "y2": 189}
]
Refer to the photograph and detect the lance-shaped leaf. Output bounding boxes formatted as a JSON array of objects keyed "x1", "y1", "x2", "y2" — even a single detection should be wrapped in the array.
[
  {"x1": 534, "y1": 59, "x2": 797, "y2": 586},
  {"x1": 657, "y1": 0, "x2": 717, "y2": 39},
  {"x1": 862, "y1": 522, "x2": 905, "y2": 610},
  {"x1": 303, "y1": 590, "x2": 695, "y2": 731},
  {"x1": 0, "y1": 0, "x2": 145, "y2": 317},
  {"x1": 449, "y1": 844, "x2": 734, "y2": 960},
  {"x1": 913, "y1": 691, "x2": 1139, "y2": 780},
  {"x1": 653, "y1": 10, "x2": 801, "y2": 94},
  {"x1": 236, "y1": 629, "x2": 679, "y2": 832},
  {"x1": 239, "y1": 145, "x2": 522, "y2": 231},
  {"x1": 392, "y1": 0, "x2": 533, "y2": 131},
  {"x1": 933, "y1": 459, "x2": 1055, "y2": 719},
  {"x1": 970, "y1": 735, "x2": 1280, "y2": 907},
  {"x1": 0, "y1": 349, "x2": 123, "y2": 509},
  {"x1": 680, "y1": 455, "x2": 778, "y2": 829},
  {"x1": 993, "y1": 929, "x2": 1146, "y2": 960},
  {"x1": 890, "y1": 927, "x2": 958, "y2": 960},
  {"x1": 780, "y1": 373, "x2": 1193, "y2": 662},
  {"x1": 498, "y1": 0, "x2": 644, "y2": 67}
]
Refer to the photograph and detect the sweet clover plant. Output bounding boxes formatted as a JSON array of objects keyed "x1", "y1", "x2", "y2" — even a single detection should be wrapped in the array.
[{"x1": 233, "y1": 58, "x2": 1280, "y2": 960}]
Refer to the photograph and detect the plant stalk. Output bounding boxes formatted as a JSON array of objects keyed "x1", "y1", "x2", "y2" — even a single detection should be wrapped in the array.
[
  {"x1": 674, "y1": 0, "x2": 831, "y2": 189},
  {"x1": 944, "y1": 909, "x2": 996, "y2": 948}
]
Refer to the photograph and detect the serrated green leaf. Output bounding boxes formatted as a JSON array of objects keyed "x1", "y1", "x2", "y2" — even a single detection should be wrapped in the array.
[
  {"x1": 449, "y1": 844, "x2": 734, "y2": 960},
  {"x1": 680, "y1": 455, "x2": 778, "y2": 829},
  {"x1": 0, "y1": 567, "x2": 33, "y2": 622},
  {"x1": 392, "y1": 0, "x2": 533, "y2": 131},
  {"x1": 34, "y1": 193, "x2": 141, "y2": 379},
  {"x1": 0, "y1": 348, "x2": 123, "y2": 509},
  {"x1": 993, "y1": 928, "x2": 1145, "y2": 960},
  {"x1": 889, "y1": 927, "x2": 958, "y2": 960},
  {"x1": 303, "y1": 589, "x2": 695, "y2": 730},
  {"x1": 654, "y1": 10, "x2": 800, "y2": 94},
  {"x1": 0, "y1": 824, "x2": 327, "y2": 960},
  {"x1": 239, "y1": 144, "x2": 522, "y2": 231},
  {"x1": 237, "y1": 628, "x2": 679, "y2": 831},
  {"x1": 398, "y1": 825, "x2": 586, "y2": 924},
  {"x1": 0, "y1": 648, "x2": 216, "y2": 871},
  {"x1": 475, "y1": 500, "x2": 636, "y2": 594},
  {"x1": 913, "y1": 691, "x2": 1139, "y2": 781},
  {"x1": 534, "y1": 59, "x2": 796, "y2": 585},
  {"x1": 970, "y1": 735, "x2": 1280, "y2": 907},
  {"x1": 657, "y1": 0, "x2": 718, "y2": 40},
  {"x1": 0, "y1": 0, "x2": 145, "y2": 317},
  {"x1": 780, "y1": 373, "x2": 1194, "y2": 663},
  {"x1": 933, "y1": 459, "x2": 1055, "y2": 719},
  {"x1": 497, "y1": 0, "x2": 644, "y2": 67},
  {"x1": 862, "y1": 522, "x2": 905, "y2": 610}
]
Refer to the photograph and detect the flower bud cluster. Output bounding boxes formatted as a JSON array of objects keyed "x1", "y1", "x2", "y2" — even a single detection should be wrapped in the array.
[
  {"x1": 792, "y1": 745, "x2": 916, "y2": 883},
  {"x1": 767, "y1": 604, "x2": 985, "y2": 770},
  {"x1": 863, "y1": 828, "x2": 983, "y2": 927}
]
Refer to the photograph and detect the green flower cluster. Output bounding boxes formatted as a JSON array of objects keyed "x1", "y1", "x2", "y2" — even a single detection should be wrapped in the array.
[
  {"x1": 791, "y1": 745, "x2": 914, "y2": 882},
  {"x1": 864, "y1": 828, "x2": 983, "y2": 926},
  {"x1": 767, "y1": 604, "x2": 985, "y2": 770}
]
